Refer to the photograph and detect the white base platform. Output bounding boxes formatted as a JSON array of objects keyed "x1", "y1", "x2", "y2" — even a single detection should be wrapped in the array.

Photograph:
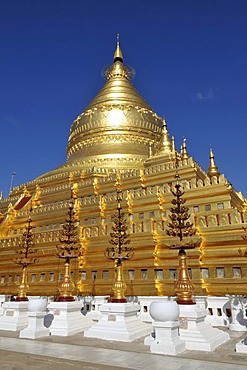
[
  {"x1": 20, "y1": 311, "x2": 50, "y2": 339},
  {"x1": 236, "y1": 338, "x2": 247, "y2": 353},
  {"x1": 179, "y1": 304, "x2": 230, "y2": 351},
  {"x1": 48, "y1": 301, "x2": 93, "y2": 336},
  {"x1": 229, "y1": 322, "x2": 246, "y2": 331},
  {"x1": 145, "y1": 320, "x2": 185, "y2": 355},
  {"x1": 0, "y1": 302, "x2": 28, "y2": 331},
  {"x1": 84, "y1": 303, "x2": 152, "y2": 342}
]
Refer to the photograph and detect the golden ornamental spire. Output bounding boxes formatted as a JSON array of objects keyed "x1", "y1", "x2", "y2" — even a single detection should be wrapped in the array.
[
  {"x1": 181, "y1": 138, "x2": 189, "y2": 160},
  {"x1": 113, "y1": 33, "x2": 123, "y2": 63},
  {"x1": 105, "y1": 178, "x2": 134, "y2": 302},
  {"x1": 207, "y1": 147, "x2": 220, "y2": 179},
  {"x1": 160, "y1": 120, "x2": 172, "y2": 153},
  {"x1": 66, "y1": 36, "x2": 164, "y2": 171},
  {"x1": 166, "y1": 174, "x2": 198, "y2": 305},
  {"x1": 102, "y1": 36, "x2": 133, "y2": 81},
  {"x1": 13, "y1": 213, "x2": 39, "y2": 301},
  {"x1": 171, "y1": 136, "x2": 176, "y2": 154},
  {"x1": 56, "y1": 191, "x2": 83, "y2": 301}
]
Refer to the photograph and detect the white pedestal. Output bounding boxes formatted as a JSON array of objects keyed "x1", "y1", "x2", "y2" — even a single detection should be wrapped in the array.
[
  {"x1": 137, "y1": 296, "x2": 170, "y2": 323},
  {"x1": 229, "y1": 322, "x2": 246, "y2": 331},
  {"x1": 84, "y1": 303, "x2": 152, "y2": 342},
  {"x1": 236, "y1": 338, "x2": 247, "y2": 353},
  {"x1": 179, "y1": 304, "x2": 230, "y2": 351},
  {"x1": 20, "y1": 311, "x2": 50, "y2": 339},
  {"x1": 146, "y1": 321, "x2": 185, "y2": 355},
  {"x1": 48, "y1": 301, "x2": 93, "y2": 336},
  {"x1": 0, "y1": 302, "x2": 28, "y2": 331}
]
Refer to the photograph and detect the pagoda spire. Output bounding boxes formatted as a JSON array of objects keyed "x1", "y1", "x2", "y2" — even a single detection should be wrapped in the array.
[
  {"x1": 181, "y1": 138, "x2": 189, "y2": 160},
  {"x1": 113, "y1": 33, "x2": 123, "y2": 63},
  {"x1": 159, "y1": 119, "x2": 172, "y2": 154},
  {"x1": 207, "y1": 147, "x2": 220, "y2": 179},
  {"x1": 171, "y1": 136, "x2": 176, "y2": 154}
]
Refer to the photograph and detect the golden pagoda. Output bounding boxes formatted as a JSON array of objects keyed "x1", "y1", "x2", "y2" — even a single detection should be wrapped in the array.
[{"x1": 0, "y1": 37, "x2": 246, "y2": 298}]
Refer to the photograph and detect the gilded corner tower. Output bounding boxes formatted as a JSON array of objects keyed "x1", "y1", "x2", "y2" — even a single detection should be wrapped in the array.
[{"x1": 0, "y1": 38, "x2": 247, "y2": 298}]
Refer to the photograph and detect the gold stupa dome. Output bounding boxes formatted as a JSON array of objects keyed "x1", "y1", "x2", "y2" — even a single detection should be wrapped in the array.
[{"x1": 66, "y1": 36, "x2": 163, "y2": 171}]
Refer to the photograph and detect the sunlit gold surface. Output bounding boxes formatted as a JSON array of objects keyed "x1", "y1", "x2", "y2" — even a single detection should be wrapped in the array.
[
  {"x1": 174, "y1": 248, "x2": 195, "y2": 304},
  {"x1": 16, "y1": 266, "x2": 29, "y2": 301},
  {"x1": 57, "y1": 261, "x2": 75, "y2": 302},
  {"x1": 111, "y1": 260, "x2": 127, "y2": 303},
  {"x1": 65, "y1": 39, "x2": 163, "y2": 171}
]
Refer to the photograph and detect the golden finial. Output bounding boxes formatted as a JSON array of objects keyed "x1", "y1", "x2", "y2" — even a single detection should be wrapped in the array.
[
  {"x1": 160, "y1": 119, "x2": 172, "y2": 153},
  {"x1": 113, "y1": 33, "x2": 123, "y2": 63},
  {"x1": 207, "y1": 147, "x2": 220, "y2": 179},
  {"x1": 171, "y1": 136, "x2": 176, "y2": 154},
  {"x1": 181, "y1": 138, "x2": 189, "y2": 160}
]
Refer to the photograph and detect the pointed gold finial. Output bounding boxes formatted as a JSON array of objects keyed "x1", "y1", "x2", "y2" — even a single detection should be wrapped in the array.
[
  {"x1": 160, "y1": 119, "x2": 172, "y2": 153},
  {"x1": 181, "y1": 138, "x2": 189, "y2": 160},
  {"x1": 114, "y1": 33, "x2": 123, "y2": 63},
  {"x1": 171, "y1": 136, "x2": 176, "y2": 154},
  {"x1": 208, "y1": 147, "x2": 220, "y2": 178}
]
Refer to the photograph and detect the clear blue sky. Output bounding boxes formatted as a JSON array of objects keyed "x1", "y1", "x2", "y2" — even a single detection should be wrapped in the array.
[{"x1": 0, "y1": 0, "x2": 246, "y2": 198}]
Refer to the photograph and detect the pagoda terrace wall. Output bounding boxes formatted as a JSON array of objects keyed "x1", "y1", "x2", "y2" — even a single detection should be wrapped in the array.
[{"x1": 0, "y1": 164, "x2": 246, "y2": 297}]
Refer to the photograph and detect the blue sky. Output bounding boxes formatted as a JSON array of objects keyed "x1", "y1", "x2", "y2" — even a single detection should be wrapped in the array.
[{"x1": 0, "y1": 0, "x2": 246, "y2": 198}]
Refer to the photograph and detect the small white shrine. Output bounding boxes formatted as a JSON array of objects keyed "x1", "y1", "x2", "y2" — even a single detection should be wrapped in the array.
[
  {"x1": 179, "y1": 304, "x2": 230, "y2": 351},
  {"x1": 48, "y1": 300, "x2": 93, "y2": 336},
  {"x1": 84, "y1": 302, "x2": 152, "y2": 342},
  {"x1": 144, "y1": 300, "x2": 185, "y2": 356},
  {"x1": 20, "y1": 297, "x2": 49, "y2": 339},
  {"x1": 0, "y1": 301, "x2": 28, "y2": 331}
]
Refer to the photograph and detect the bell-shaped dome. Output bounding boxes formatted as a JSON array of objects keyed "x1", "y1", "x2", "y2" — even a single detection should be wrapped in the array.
[{"x1": 66, "y1": 37, "x2": 163, "y2": 171}]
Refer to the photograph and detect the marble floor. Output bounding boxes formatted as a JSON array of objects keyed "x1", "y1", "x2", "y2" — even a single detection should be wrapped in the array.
[{"x1": 0, "y1": 330, "x2": 247, "y2": 370}]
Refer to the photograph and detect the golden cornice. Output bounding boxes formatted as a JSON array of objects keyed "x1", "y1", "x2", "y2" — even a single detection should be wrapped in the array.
[{"x1": 67, "y1": 135, "x2": 158, "y2": 161}]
